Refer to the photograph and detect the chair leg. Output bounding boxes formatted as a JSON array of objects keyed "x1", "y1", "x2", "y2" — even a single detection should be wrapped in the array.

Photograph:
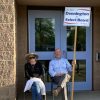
[
  {"x1": 51, "y1": 82, "x2": 55, "y2": 100},
  {"x1": 24, "y1": 92, "x2": 26, "y2": 100},
  {"x1": 43, "y1": 95, "x2": 46, "y2": 100},
  {"x1": 53, "y1": 93, "x2": 55, "y2": 100},
  {"x1": 51, "y1": 82, "x2": 53, "y2": 95}
]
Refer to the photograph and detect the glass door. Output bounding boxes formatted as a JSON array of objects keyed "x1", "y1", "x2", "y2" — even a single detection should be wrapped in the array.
[
  {"x1": 28, "y1": 10, "x2": 62, "y2": 91},
  {"x1": 28, "y1": 10, "x2": 92, "y2": 91},
  {"x1": 65, "y1": 25, "x2": 92, "y2": 90},
  {"x1": 28, "y1": 10, "x2": 61, "y2": 59}
]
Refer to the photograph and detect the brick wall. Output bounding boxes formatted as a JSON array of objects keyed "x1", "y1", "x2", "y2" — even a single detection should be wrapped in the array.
[{"x1": 0, "y1": 0, "x2": 16, "y2": 100}]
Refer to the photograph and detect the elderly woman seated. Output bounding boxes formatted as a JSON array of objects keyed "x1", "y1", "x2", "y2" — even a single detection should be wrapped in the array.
[{"x1": 24, "y1": 53, "x2": 46, "y2": 100}]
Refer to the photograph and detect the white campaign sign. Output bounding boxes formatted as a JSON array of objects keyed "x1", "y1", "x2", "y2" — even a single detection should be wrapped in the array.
[{"x1": 63, "y1": 7, "x2": 91, "y2": 27}]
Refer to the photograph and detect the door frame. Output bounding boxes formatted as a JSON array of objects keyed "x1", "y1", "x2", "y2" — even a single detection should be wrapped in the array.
[{"x1": 28, "y1": 10, "x2": 92, "y2": 91}]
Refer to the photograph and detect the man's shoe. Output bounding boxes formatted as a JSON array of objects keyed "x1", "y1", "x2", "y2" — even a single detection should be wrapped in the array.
[
  {"x1": 53, "y1": 89, "x2": 58, "y2": 96},
  {"x1": 53, "y1": 86, "x2": 62, "y2": 96}
]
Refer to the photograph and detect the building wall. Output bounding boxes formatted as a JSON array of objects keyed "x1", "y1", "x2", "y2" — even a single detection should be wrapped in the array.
[
  {"x1": 0, "y1": 0, "x2": 16, "y2": 100},
  {"x1": 16, "y1": 5, "x2": 27, "y2": 97},
  {"x1": 93, "y1": 7, "x2": 100, "y2": 90},
  {"x1": 0, "y1": 0, "x2": 100, "y2": 99},
  {"x1": 16, "y1": 6, "x2": 100, "y2": 97}
]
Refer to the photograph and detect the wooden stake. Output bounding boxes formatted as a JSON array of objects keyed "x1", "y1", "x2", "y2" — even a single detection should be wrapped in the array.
[{"x1": 71, "y1": 26, "x2": 77, "y2": 100}]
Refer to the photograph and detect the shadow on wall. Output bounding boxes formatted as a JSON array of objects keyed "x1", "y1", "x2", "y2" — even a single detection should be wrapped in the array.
[
  {"x1": 16, "y1": 66, "x2": 26, "y2": 100},
  {"x1": 0, "y1": 84, "x2": 16, "y2": 99}
]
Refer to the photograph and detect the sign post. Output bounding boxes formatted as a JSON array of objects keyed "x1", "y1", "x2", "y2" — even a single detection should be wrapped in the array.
[
  {"x1": 71, "y1": 26, "x2": 77, "y2": 100},
  {"x1": 63, "y1": 7, "x2": 91, "y2": 100}
]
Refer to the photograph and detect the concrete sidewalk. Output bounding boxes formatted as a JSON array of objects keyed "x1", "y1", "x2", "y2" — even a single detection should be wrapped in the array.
[
  {"x1": 74, "y1": 91, "x2": 100, "y2": 100},
  {"x1": 18, "y1": 91, "x2": 100, "y2": 100}
]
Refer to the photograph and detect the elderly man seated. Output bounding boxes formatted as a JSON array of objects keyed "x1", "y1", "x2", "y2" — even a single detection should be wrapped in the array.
[{"x1": 49, "y1": 48, "x2": 72, "y2": 98}]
